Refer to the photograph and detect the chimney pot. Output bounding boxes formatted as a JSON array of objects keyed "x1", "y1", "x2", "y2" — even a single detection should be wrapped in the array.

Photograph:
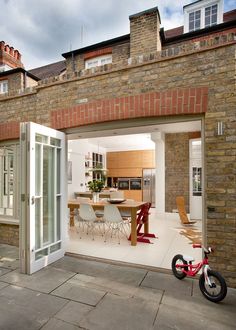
[
  {"x1": 9, "y1": 46, "x2": 14, "y2": 56},
  {"x1": 0, "y1": 41, "x2": 5, "y2": 51},
  {"x1": 4, "y1": 44, "x2": 10, "y2": 53}
]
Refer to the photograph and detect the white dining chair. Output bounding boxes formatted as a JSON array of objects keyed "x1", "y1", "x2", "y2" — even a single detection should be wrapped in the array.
[
  {"x1": 75, "y1": 197, "x2": 91, "y2": 234},
  {"x1": 103, "y1": 204, "x2": 127, "y2": 244},
  {"x1": 119, "y1": 199, "x2": 134, "y2": 235},
  {"x1": 79, "y1": 203, "x2": 103, "y2": 240}
]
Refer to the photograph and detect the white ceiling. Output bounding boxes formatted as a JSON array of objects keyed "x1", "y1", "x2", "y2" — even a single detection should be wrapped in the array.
[{"x1": 78, "y1": 121, "x2": 201, "y2": 152}]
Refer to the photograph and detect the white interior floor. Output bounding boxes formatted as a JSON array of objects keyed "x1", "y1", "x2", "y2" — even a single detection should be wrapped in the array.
[{"x1": 66, "y1": 209, "x2": 202, "y2": 270}]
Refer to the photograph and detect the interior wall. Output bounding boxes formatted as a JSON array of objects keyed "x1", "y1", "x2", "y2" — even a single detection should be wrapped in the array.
[{"x1": 67, "y1": 139, "x2": 106, "y2": 199}]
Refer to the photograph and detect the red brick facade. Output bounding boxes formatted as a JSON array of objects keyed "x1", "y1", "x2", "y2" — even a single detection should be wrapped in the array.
[
  {"x1": 0, "y1": 121, "x2": 20, "y2": 141},
  {"x1": 84, "y1": 47, "x2": 113, "y2": 60}
]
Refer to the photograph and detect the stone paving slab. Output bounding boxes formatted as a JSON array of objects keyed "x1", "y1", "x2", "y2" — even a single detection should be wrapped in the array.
[
  {"x1": 156, "y1": 291, "x2": 236, "y2": 329},
  {"x1": 41, "y1": 318, "x2": 81, "y2": 330},
  {"x1": 51, "y1": 280, "x2": 107, "y2": 306},
  {"x1": 0, "y1": 285, "x2": 68, "y2": 330},
  {"x1": 141, "y1": 270, "x2": 194, "y2": 296},
  {"x1": 52, "y1": 256, "x2": 109, "y2": 276},
  {"x1": 70, "y1": 273, "x2": 163, "y2": 302},
  {"x1": 0, "y1": 244, "x2": 19, "y2": 259},
  {"x1": 0, "y1": 281, "x2": 8, "y2": 290},
  {"x1": 79, "y1": 292, "x2": 159, "y2": 330},
  {"x1": 153, "y1": 302, "x2": 235, "y2": 330},
  {"x1": 52, "y1": 256, "x2": 147, "y2": 286},
  {"x1": 0, "y1": 267, "x2": 11, "y2": 276},
  {"x1": 0, "y1": 244, "x2": 19, "y2": 270},
  {"x1": 0, "y1": 258, "x2": 19, "y2": 270},
  {"x1": 0, "y1": 266, "x2": 76, "y2": 293},
  {"x1": 54, "y1": 300, "x2": 93, "y2": 327}
]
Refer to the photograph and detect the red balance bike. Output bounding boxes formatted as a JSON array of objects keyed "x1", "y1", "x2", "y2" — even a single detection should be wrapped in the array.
[{"x1": 172, "y1": 244, "x2": 227, "y2": 303}]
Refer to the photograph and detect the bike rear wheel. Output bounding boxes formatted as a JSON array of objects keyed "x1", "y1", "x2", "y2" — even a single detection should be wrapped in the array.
[
  {"x1": 199, "y1": 270, "x2": 227, "y2": 303},
  {"x1": 171, "y1": 254, "x2": 188, "y2": 279}
]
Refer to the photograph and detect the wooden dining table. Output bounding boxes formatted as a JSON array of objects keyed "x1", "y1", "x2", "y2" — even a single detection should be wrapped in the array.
[{"x1": 67, "y1": 199, "x2": 149, "y2": 246}]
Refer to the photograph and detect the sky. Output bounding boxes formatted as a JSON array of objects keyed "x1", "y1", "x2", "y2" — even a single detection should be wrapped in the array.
[{"x1": 0, "y1": 0, "x2": 235, "y2": 70}]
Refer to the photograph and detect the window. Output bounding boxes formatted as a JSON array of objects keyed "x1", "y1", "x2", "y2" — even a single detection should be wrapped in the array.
[
  {"x1": 183, "y1": 0, "x2": 223, "y2": 33},
  {"x1": 0, "y1": 144, "x2": 19, "y2": 220},
  {"x1": 85, "y1": 54, "x2": 112, "y2": 69},
  {"x1": 0, "y1": 80, "x2": 8, "y2": 94},
  {"x1": 205, "y1": 4, "x2": 218, "y2": 27},
  {"x1": 189, "y1": 10, "x2": 201, "y2": 32},
  {"x1": 92, "y1": 152, "x2": 104, "y2": 180},
  {"x1": 192, "y1": 167, "x2": 202, "y2": 196}
]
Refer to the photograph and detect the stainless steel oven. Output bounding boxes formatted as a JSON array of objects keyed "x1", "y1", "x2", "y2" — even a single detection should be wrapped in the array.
[
  {"x1": 130, "y1": 178, "x2": 142, "y2": 190},
  {"x1": 117, "y1": 178, "x2": 130, "y2": 190}
]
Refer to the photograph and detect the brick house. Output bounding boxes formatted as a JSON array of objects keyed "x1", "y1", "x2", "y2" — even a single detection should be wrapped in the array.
[{"x1": 0, "y1": 0, "x2": 235, "y2": 286}]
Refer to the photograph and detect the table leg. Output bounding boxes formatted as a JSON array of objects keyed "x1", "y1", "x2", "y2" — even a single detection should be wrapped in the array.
[
  {"x1": 130, "y1": 208, "x2": 137, "y2": 246},
  {"x1": 69, "y1": 207, "x2": 75, "y2": 227}
]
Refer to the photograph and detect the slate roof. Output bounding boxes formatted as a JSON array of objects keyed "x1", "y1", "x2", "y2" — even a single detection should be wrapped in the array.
[{"x1": 28, "y1": 60, "x2": 66, "y2": 80}]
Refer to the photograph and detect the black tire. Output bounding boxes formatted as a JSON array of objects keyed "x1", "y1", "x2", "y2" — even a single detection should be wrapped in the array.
[
  {"x1": 199, "y1": 270, "x2": 227, "y2": 303},
  {"x1": 171, "y1": 254, "x2": 188, "y2": 279}
]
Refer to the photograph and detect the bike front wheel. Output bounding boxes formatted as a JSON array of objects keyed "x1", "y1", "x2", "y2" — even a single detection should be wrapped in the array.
[
  {"x1": 199, "y1": 270, "x2": 227, "y2": 303},
  {"x1": 171, "y1": 254, "x2": 188, "y2": 279}
]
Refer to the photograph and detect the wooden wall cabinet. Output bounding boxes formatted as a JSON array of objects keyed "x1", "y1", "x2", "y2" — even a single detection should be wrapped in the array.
[{"x1": 107, "y1": 150, "x2": 155, "y2": 177}]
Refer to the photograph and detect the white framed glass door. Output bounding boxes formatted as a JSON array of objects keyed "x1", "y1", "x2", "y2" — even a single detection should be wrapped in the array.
[{"x1": 20, "y1": 122, "x2": 66, "y2": 274}]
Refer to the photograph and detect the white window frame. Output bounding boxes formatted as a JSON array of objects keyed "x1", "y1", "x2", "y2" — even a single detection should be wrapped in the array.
[
  {"x1": 0, "y1": 142, "x2": 20, "y2": 224},
  {"x1": 85, "y1": 54, "x2": 112, "y2": 69},
  {"x1": 183, "y1": 0, "x2": 223, "y2": 33},
  {"x1": 0, "y1": 80, "x2": 8, "y2": 94}
]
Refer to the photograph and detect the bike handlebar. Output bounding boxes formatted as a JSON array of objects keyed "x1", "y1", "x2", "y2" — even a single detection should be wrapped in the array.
[
  {"x1": 193, "y1": 243, "x2": 202, "y2": 248},
  {"x1": 192, "y1": 244, "x2": 214, "y2": 254}
]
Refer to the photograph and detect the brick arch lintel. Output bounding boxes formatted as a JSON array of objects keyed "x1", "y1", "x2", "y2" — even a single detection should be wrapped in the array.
[{"x1": 51, "y1": 87, "x2": 208, "y2": 130}]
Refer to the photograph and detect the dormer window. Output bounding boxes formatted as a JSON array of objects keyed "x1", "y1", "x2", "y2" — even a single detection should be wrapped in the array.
[
  {"x1": 184, "y1": 0, "x2": 223, "y2": 33},
  {"x1": 85, "y1": 54, "x2": 112, "y2": 69}
]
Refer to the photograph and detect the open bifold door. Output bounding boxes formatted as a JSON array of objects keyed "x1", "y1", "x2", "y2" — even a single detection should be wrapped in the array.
[{"x1": 20, "y1": 122, "x2": 66, "y2": 274}]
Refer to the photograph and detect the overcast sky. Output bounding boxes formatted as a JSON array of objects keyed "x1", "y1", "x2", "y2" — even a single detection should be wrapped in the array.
[{"x1": 1, "y1": 0, "x2": 235, "y2": 70}]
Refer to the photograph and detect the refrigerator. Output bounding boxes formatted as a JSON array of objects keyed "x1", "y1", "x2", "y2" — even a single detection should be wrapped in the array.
[{"x1": 142, "y1": 169, "x2": 155, "y2": 207}]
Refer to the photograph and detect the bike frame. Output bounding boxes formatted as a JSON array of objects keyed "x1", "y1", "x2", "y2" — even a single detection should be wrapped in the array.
[
  {"x1": 176, "y1": 257, "x2": 209, "y2": 276},
  {"x1": 176, "y1": 244, "x2": 210, "y2": 277}
]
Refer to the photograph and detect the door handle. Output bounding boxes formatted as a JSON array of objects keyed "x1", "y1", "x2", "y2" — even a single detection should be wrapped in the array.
[{"x1": 31, "y1": 196, "x2": 35, "y2": 205}]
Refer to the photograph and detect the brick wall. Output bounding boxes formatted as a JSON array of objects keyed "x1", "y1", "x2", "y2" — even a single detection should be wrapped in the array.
[
  {"x1": 165, "y1": 133, "x2": 190, "y2": 213},
  {"x1": 0, "y1": 224, "x2": 19, "y2": 247},
  {"x1": 165, "y1": 131, "x2": 201, "y2": 213},
  {"x1": 8, "y1": 72, "x2": 24, "y2": 94}
]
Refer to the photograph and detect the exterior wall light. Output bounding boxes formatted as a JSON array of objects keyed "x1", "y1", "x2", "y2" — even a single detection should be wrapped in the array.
[{"x1": 217, "y1": 121, "x2": 224, "y2": 135}]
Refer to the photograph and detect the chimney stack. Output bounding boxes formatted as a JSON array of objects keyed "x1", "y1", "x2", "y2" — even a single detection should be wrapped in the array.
[
  {"x1": 0, "y1": 41, "x2": 24, "y2": 69},
  {"x1": 129, "y1": 7, "x2": 162, "y2": 58}
]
